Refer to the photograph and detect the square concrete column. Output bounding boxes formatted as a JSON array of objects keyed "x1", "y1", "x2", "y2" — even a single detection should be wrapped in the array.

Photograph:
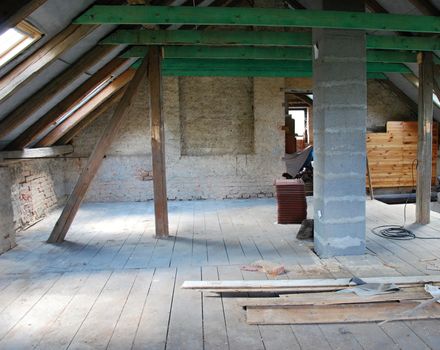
[{"x1": 312, "y1": 0, "x2": 367, "y2": 257}]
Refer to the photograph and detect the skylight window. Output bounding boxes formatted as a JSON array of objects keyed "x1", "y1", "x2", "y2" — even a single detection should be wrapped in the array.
[{"x1": 0, "y1": 21, "x2": 42, "y2": 68}]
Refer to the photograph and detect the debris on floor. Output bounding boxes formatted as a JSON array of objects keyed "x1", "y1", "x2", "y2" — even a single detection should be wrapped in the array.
[
  {"x1": 241, "y1": 260, "x2": 285, "y2": 276},
  {"x1": 182, "y1": 275, "x2": 440, "y2": 325}
]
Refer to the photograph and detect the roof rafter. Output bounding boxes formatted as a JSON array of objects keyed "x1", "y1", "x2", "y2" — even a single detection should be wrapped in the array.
[
  {"x1": 1, "y1": 45, "x2": 117, "y2": 146},
  {"x1": 8, "y1": 57, "x2": 130, "y2": 149},
  {"x1": 36, "y1": 68, "x2": 135, "y2": 147},
  {"x1": 407, "y1": 0, "x2": 440, "y2": 16},
  {"x1": 55, "y1": 88, "x2": 125, "y2": 146},
  {"x1": 0, "y1": 23, "x2": 99, "y2": 102}
]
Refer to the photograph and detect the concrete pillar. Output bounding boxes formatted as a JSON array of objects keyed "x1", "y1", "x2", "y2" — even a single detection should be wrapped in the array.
[
  {"x1": 0, "y1": 167, "x2": 15, "y2": 254},
  {"x1": 312, "y1": 0, "x2": 367, "y2": 257}
]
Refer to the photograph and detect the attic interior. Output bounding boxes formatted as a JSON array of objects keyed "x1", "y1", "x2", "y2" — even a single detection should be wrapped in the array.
[{"x1": 2, "y1": 0, "x2": 440, "y2": 348}]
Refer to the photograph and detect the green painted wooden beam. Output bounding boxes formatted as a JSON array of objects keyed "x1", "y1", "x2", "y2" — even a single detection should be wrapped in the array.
[
  {"x1": 75, "y1": 5, "x2": 440, "y2": 33},
  {"x1": 162, "y1": 69, "x2": 388, "y2": 79},
  {"x1": 121, "y1": 45, "x2": 417, "y2": 63},
  {"x1": 160, "y1": 59, "x2": 411, "y2": 73},
  {"x1": 103, "y1": 29, "x2": 440, "y2": 52}
]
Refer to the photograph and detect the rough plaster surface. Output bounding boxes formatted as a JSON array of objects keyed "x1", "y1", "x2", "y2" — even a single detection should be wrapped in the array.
[
  {"x1": 0, "y1": 167, "x2": 15, "y2": 254},
  {"x1": 179, "y1": 77, "x2": 254, "y2": 156},
  {"x1": 9, "y1": 159, "x2": 65, "y2": 231}
]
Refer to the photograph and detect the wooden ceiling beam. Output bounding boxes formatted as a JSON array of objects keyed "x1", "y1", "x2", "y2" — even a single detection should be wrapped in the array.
[
  {"x1": 8, "y1": 57, "x2": 130, "y2": 149},
  {"x1": 1, "y1": 45, "x2": 117, "y2": 146},
  {"x1": 407, "y1": 0, "x2": 440, "y2": 16},
  {"x1": 55, "y1": 88, "x2": 125, "y2": 145},
  {"x1": 0, "y1": 23, "x2": 98, "y2": 102},
  {"x1": 36, "y1": 68, "x2": 134, "y2": 147},
  {"x1": 75, "y1": 5, "x2": 440, "y2": 33},
  {"x1": 0, "y1": 0, "x2": 47, "y2": 34}
]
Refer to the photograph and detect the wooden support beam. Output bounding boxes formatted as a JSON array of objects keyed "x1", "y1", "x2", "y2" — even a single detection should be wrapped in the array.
[
  {"x1": 47, "y1": 56, "x2": 149, "y2": 243},
  {"x1": 408, "y1": 0, "x2": 440, "y2": 16},
  {"x1": 0, "y1": 0, "x2": 47, "y2": 34},
  {"x1": 75, "y1": 5, "x2": 440, "y2": 33},
  {"x1": 365, "y1": 0, "x2": 387, "y2": 13},
  {"x1": 148, "y1": 46, "x2": 169, "y2": 237},
  {"x1": 8, "y1": 57, "x2": 129, "y2": 149},
  {"x1": 0, "y1": 145, "x2": 73, "y2": 162},
  {"x1": 416, "y1": 52, "x2": 434, "y2": 224},
  {"x1": 1, "y1": 46, "x2": 117, "y2": 145},
  {"x1": 55, "y1": 89, "x2": 125, "y2": 146},
  {"x1": 103, "y1": 29, "x2": 440, "y2": 52},
  {"x1": 36, "y1": 68, "x2": 134, "y2": 147},
  {"x1": 122, "y1": 45, "x2": 418, "y2": 63},
  {"x1": 0, "y1": 24, "x2": 98, "y2": 102}
]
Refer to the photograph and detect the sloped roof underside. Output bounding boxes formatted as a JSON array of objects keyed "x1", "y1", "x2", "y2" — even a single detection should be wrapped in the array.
[{"x1": 0, "y1": 0, "x2": 439, "y2": 150}]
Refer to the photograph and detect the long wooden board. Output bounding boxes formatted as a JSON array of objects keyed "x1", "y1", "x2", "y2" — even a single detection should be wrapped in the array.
[
  {"x1": 241, "y1": 287, "x2": 431, "y2": 307},
  {"x1": 181, "y1": 275, "x2": 440, "y2": 293},
  {"x1": 246, "y1": 300, "x2": 440, "y2": 325}
]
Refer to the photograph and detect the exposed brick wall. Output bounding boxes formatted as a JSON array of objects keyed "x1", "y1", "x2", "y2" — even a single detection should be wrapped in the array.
[
  {"x1": 0, "y1": 167, "x2": 15, "y2": 254},
  {"x1": 68, "y1": 77, "x2": 285, "y2": 201},
  {"x1": 9, "y1": 159, "x2": 65, "y2": 231},
  {"x1": 65, "y1": 76, "x2": 415, "y2": 202}
]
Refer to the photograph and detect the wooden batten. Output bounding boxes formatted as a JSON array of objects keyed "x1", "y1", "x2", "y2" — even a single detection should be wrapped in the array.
[
  {"x1": 36, "y1": 68, "x2": 134, "y2": 147},
  {"x1": 56, "y1": 89, "x2": 125, "y2": 145},
  {"x1": 47, "y1": 56, "x2": 149, "y2": 243},
  {"x1": 4, "y1": 46, "x2": 117, "y2": 150},
  {"x1": 148, "y1": 46, "x2": 169, "y2": 237},
  {"x1": 9, "y1": 57, "x2": 129, "y2": 149}
]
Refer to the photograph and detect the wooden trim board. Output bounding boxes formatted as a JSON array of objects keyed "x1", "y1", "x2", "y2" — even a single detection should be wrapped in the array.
[{"x1": 181, "y1": 275, "x2": 440, "y2": 293}]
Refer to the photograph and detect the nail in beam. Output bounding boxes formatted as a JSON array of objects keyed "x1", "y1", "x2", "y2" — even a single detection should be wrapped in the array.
[
  {"x1": 148, "y1": 46, "x2": 169, "y2": 237},
  {"x1": 416, "y1": 52, "x2": 434, "y2": 224},
  {"x1": 47, "y1": 55, "x2": 149, "y2": 243}
]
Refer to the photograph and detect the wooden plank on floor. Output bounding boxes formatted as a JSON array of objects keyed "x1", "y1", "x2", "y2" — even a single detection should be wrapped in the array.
[
  {"x1": 35, "y1": 271, "x2": 112, "y2": 350},
  {"x1": 67, "y1": 270, "x2": 138, "y2": 349},
  {"x1": 0, "y1": 273, "x2": 61, "y2": 340},
  {"x1": 201, "y1": 266, "x2": 229, "y2": 350},
  {"x1": 246, "y1": 301, "x2": 440, "y2": 325},
  {"x1": 132, "y1": 267, "x2": 176, "y2": 350},
  {"x1": 0, "y1": 272, "x2": 87, "y2": 349},
  {"x1": 166, "y1": 267, "x2": 203, "y2": 349},
  {"x1": 217, "y1": 265, "x2": 265, "y2": 350},
  {"x1": 107, "y1": 269, "x2": 155, "y2": 349}
]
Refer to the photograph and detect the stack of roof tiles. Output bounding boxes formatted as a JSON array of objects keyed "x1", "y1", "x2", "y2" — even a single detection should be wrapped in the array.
[{"x1": 275, "y1": 179, "x2": 307, "y2": 224}]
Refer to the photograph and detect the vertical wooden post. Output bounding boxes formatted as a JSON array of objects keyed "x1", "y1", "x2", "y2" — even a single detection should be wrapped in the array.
[
  {"x1": 148, "y1": 46, "x2": 169, "y2": 237},
  {"x1": 416, "y1": 51, "x2": 434, "y2": 224},
  {"x1": 47, "y1": 58, "x2": 149, "y2": 243}
]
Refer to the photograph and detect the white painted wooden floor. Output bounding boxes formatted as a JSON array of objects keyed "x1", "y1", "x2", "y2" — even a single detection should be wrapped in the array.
[{"x1": 1, "y1": 198, "x2": 440, "y2": 349}]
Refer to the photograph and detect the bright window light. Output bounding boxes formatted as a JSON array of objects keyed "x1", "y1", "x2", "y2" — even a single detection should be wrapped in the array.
[
  {"x1": 289, "y1": 109, "x2": 307, "y2": 137},
  {"x1": 0, "y1": 21, "x2": 42, "y2": 68}
]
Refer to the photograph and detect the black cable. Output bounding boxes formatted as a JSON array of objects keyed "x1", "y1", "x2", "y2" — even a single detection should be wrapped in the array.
[{"x1": 371, "y1": 159, "x2": 440, "y2": 240}]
